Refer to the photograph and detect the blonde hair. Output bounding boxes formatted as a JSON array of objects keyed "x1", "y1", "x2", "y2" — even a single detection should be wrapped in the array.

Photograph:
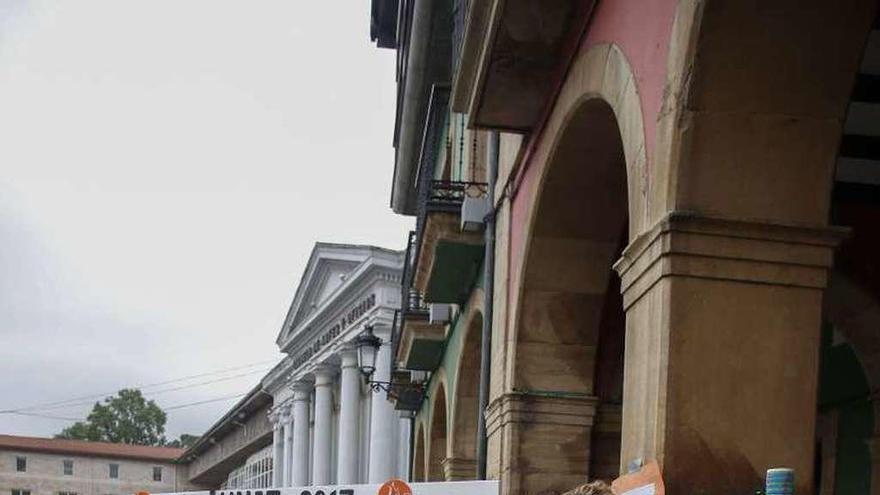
[{"x1": 561, "y1": 481, "x2": 614, "y2": 495}]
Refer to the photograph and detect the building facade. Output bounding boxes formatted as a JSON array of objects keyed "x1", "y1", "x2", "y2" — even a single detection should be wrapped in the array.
[
  {"x1": 0, "y1": 435, "x2": 191, "y2": 495},
  {"x1": 262, "y1": 243, "x2": 411, "y2": 487},
  {"x1": 178, "y1": 386, "x2": 273, "y2": 490},
  {"x1": 371, "y1": 1, "x2": 880, "y2": 495}
]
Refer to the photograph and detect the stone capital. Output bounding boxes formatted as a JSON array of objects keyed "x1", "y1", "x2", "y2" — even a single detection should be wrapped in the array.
[
  {"x1": 312, "y1": 363, "x2": 338, "y2": 387},
  {"x1": 337, "y1": 342, "x2": 360, "y2": 369},
  {"x1": 613, "y1": 211, "x2": 849, "y2": 310},
  {"x1": 371, "y1": 324, "x2": 393, "y2": 343},
  {"x1": 485, "y1": 390, "x2": 599, "y2": 439},
  {"x1": 267, "y1": 408, "x2": 282, "y2": 426},
  {"x1": 272, "y1": 402, "x2": 292, "y2": 423},
  {"x1": 291, "y1": 380, "x2": 313, "y2": 401}
]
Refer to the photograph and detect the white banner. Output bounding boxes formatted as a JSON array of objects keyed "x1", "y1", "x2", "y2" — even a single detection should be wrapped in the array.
[{"x1": 155, "y1": 480, "x2": 498, "y2": 495}]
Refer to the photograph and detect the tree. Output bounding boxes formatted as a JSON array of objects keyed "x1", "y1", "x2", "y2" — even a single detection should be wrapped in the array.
[
  {"x1": 56, "y1": 389, "x2": 167, "y2": 446},
  {"x1": 166, "y1": 433, "x2": 200, "y2": 449}
]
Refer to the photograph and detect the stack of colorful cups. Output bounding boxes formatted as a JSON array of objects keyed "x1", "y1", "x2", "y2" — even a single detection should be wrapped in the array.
[{"x1": 765, "y1": 468, "x2": 795, "y2": 495}]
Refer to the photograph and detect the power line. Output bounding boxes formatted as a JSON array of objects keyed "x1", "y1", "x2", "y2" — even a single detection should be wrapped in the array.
[
  {"x1": 163, "y1": 393, "x2": 248, "y2": 411},
  {"x1": 23, "y1": 367, "x2": 271, "y2": 413},
  {"x1": 0, "y1": 359, "x2": 277, "y2": 414},
  {"x1": 3, "y1": 392, "x2": 251, "y2": 422},
  {"x1": 6, "y1": 411, "x2": 82, "y2": 421}
]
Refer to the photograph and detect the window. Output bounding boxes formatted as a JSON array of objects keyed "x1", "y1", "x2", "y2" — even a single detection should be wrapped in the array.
[
  {"x1": 152, "y1": 466, "x2": 162, "y2": 482},
  {"x1": 15, "y1": 457, "x2": 26, "y2": 472},
  {"x1": 62, "y1": 460, "x2": 73, "y2": 476},
  {"x1": 12, "y1": 490, "x2": 31, "y2": 495},
  {"x1": 109, "y1": 463, "x2": 119, "y2": 479}
]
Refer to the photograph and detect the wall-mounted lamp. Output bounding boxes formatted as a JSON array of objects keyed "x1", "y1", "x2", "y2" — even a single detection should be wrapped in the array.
[{"x1": 353, "y1": 325, "x2": 425, "y2": 405}]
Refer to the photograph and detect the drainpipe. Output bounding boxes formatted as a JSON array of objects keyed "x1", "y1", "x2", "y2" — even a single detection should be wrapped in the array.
[
  {"x1": 409, "y1": 412, "x2": 416, "y2": 481},
  {"x1": 476, "y1": 131, "x2": 499, "y2": 479}
]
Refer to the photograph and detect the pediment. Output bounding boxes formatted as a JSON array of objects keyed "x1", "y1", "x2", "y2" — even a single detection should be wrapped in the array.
[{"x1": 276, "y1": 243, "x2": 392, "y2": 346}]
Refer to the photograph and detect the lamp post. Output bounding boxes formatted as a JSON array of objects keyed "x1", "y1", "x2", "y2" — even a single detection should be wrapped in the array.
[
  {"x1": 353, "y1": 325, "x2": 425, "y2": 400},
  {"x1": 354, "y1": 324, "x2": 425, "y2": 482}
]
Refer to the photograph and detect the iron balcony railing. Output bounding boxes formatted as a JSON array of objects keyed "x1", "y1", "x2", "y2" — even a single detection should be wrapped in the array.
[
  {"x1": 411, "y1": 179, "x2": 488, "y2": 285},
  {"x1": 426, "y1": 179, "x2": 488, "y2": 210},
  {"x1": 389, "y1": 229, "x2": 428, "y2": 400}
]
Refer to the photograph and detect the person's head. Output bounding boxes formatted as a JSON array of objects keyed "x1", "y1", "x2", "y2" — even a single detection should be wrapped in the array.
[{"x1": 561, "y1": 480, "x2": 614, "y2": 495}]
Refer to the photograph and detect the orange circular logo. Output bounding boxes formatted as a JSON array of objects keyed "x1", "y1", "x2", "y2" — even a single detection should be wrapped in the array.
[{"x1": 377, "y1": 479, "x2": 413, "y2": 495}]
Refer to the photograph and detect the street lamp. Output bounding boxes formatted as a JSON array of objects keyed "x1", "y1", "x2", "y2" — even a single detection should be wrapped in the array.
[
  {"x1": 353, "y1": 325, "x2": 426, "y2": 406},
  {"x1": 355, "y1": 325, "x2": 381, "y2": 379},
  {"x1": 354, "y1": 325, "x2": 390, "y2": 393}
]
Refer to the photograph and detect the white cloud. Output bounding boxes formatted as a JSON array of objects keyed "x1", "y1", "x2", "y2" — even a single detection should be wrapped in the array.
[{"x1": 0, "y1": 0, "x2": 411, "y2": 439}]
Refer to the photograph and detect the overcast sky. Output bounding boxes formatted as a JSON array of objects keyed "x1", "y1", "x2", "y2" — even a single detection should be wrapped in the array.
[{"x1": 0, "y1": 1, "x2": 411, "y2": 440}]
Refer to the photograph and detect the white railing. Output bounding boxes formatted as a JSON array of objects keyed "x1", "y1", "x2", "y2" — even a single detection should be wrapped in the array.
[{"x1": 223, "y1": 445, "x2": 273, "y2": 489}]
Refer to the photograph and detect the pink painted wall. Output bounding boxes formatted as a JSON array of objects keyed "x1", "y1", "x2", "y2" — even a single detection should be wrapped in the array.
[{"x1": 508, "y1": 0, "x2": 679, "y2": 319}]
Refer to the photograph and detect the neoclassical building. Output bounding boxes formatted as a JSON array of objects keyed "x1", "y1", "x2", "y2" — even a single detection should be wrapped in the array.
[
  {"x1": 261, "y1": 243, "x2": 411, "y2": 487},
  {"x1": 370, "y1": 1, "x2": 880, "y2": 494}
]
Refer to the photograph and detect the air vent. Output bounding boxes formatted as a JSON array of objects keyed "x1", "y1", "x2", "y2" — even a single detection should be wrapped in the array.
[
  {"x1": 461, "y1": 196, "x2": 490, "y2": 232},
  {"x1": 429, "y1": 303, "x2": 452, "y2": 324}
]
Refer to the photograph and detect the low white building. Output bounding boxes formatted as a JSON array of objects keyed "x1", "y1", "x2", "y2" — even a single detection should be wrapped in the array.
[
  {"x1": 262, "y1": 243, "x2": 409, "y2": 487},
  {"x1": 0, "y1": 435, "x2": 193, "y2": 495}
]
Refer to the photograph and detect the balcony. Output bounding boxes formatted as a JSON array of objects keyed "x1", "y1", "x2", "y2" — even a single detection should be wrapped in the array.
[
  {"x1": 393, "y1": 233, "x2": 447, "y2": 375},
  {"x1": 412, "y1": 180, "x2": 488, "y2": 303},
  {"x1": 387, "y1": 234, "x2": 440, "y2": 411},
  {"x1": 453, "y1": 0, "x2": 595, "y2": 131}
]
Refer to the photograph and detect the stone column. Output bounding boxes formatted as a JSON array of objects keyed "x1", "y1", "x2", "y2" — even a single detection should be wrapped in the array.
[
  {"x1": 613, "y1": 213, "x2": 845, "y2": 494},
  {"x1": 337, "y1": 347, "x2": 361, "y2": 483},
  {"x1": 442, "y1": 457, "x2": 479, "y2": 481},
  {"x1": 368, "y1": 326, "x2": 398, "y2": 483},
  {"x1": 397, "y1": 416, "x2": 412, "y2": 481},
  {"x1": 270, "y1": 409, "x2": 284, "y2": 487},
  {"x1": 282, "y1": 405, "x2": 294, "y2": 486},
  {"x1": 486, "y1": 392, "x2": 598, "y2": 493},
  {"x1": 291, "y1": 382, "x2": 312, "y2": 487},
  {"x1": 312, "y1": 366, "x2": 336, "y2": 485}
]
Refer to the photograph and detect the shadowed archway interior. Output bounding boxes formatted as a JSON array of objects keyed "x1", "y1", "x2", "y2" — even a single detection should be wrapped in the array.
[
  {"x1": 450, "y1": 310, "x2": 483, "y2": 480},
  {"x1": 413, "y1": 423, "x2": 426, "y2": 482},
  {"x1": 428, "y1": 384, "x2": 448, "y2": 481},
  {"x1": 512, "y1": 97, "x2": 629, "y2": 490}
]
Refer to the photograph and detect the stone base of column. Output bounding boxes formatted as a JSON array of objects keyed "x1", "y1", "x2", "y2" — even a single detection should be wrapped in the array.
[
  {"x1": 589, "y1": 403, "x2": 622, "y2": 482},
  {"x1": 867, "y1": 435, "x2": 880, "y2": 495},
  {"x1": 486, "y1": 391, "x2": 598, "y2": 495},
  {"x1": 441, "y1": 457, "x2": 477, "y2": 481}
]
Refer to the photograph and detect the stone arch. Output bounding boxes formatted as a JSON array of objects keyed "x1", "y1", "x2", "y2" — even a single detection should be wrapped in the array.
[
  {"x1": 651, "y1": 0, "x2": 880, "y2": 228},
  {"x1": 511, "y1": 42, "x2": 646, "y2": 391},
  {"x1": 427, "y1": 381, "x2": 449, "y2": 482},
  {"x1": 502, "y1": 43, "x2": 644, "y2": 494},
  {"x1": 823, "y1": 271, "x2": 880, "y2": 494},
  {"x1": 449, "y1": 292, "x2": 484, "y2": 480}
]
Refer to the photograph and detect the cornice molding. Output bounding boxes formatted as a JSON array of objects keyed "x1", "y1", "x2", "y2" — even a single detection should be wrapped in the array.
[{"x1": 614, "y1": 211, "x2": 849, "y2": 310}]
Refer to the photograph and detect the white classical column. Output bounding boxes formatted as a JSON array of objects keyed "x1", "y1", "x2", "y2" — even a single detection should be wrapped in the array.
[
  {"x1": 291, "y1": 382, "x2": 312, "y2": 487},
  {"x1": 397, "y1": 415, "x2": 412, "y2": 481},
  {"x1": 312, "y1": 366, "x2": 336, "y2": 485},
  {"x1": 270, "y1": 410, "x2": 284, "y2": 487},
  {"x1": 282, "y1": 405, "x2": 294, "y2": 486},
  {"x1": 368, "y1": 326, "x2": 398, "y2": 483},
  {"x1": 337, "y1": 347, "x2": 361, "y2": 483}
]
